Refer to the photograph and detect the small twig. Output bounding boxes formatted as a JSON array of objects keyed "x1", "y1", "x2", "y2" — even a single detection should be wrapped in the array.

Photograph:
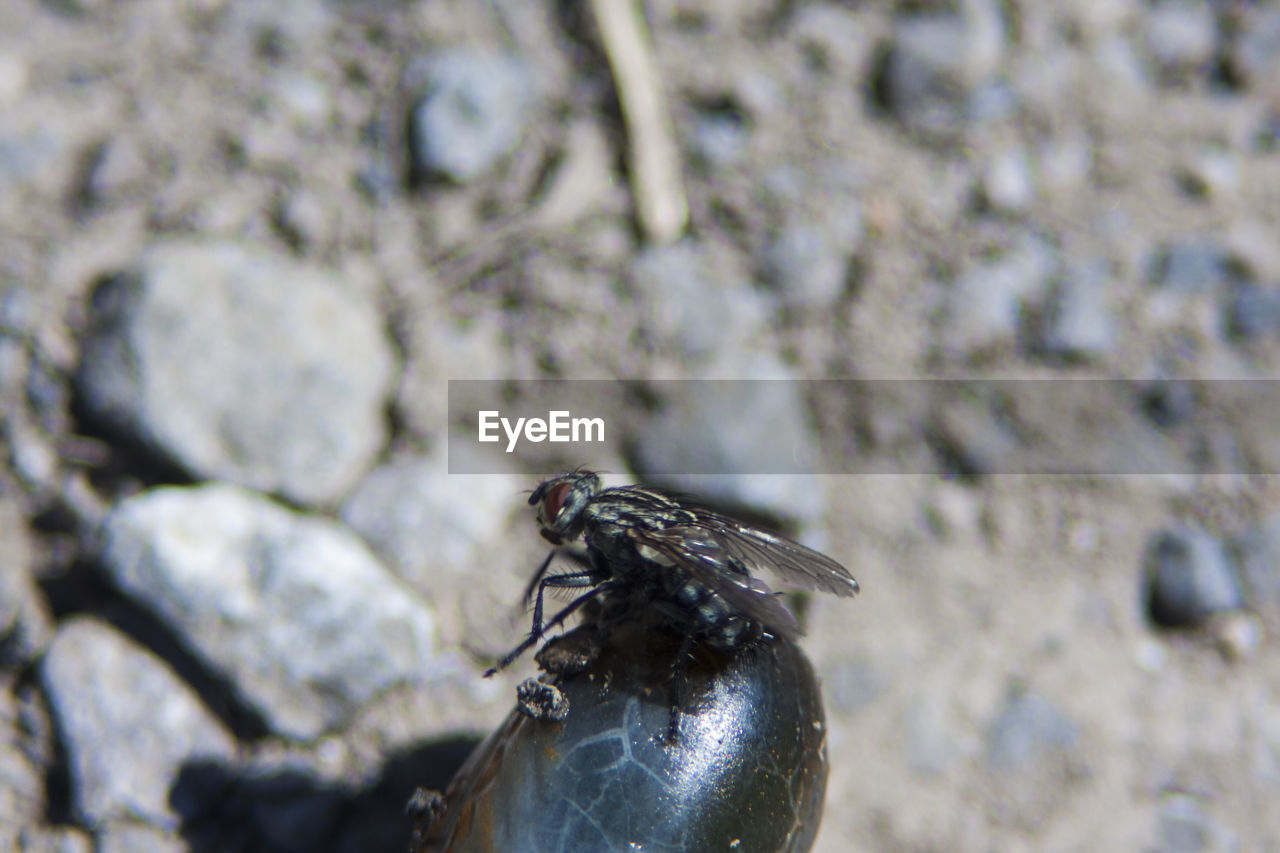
[{"x1": 589, "y1": 0, "x2": 688, "y2": 245}]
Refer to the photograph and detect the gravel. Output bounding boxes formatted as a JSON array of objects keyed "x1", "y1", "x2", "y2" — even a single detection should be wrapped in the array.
[
  {"x1": 880, "y1": 3, "x2": 1006, "y2": 136},
  {"x1": 407, "y1": 49, "x2": 538, "y2": 183},
  {"x1": 1146, "y1": 241, "x2": 1235, "y2": 295},
  {"x1": 629, "y1": 241, "x2": 771, "y2": 362},
  {"x1": 942, "y1": 236, "x2": 1056, "y2": 357},
  {"x1": 1038, "y1": 258, "x2": 1118, "y2": 360},
  {"x1": 76, "y1": 241, "x2": 396, "y2": 506},
  {"x1": 6, "y1": 0, "x2": 1280, "y2": 848},
  {"x1": 1223, "y1": 283, "x2": 1280, "y2": 342},
  {"x1": 98, "y1": 483, "x2": 440, "y2": 740},
  {"x1": 1144, "y1": 527, "x2": 1244, "y2": 628},
  {"x1": 761, "y1": 224, "x2": 851, "y2": 310},
  {"x1": 979, "y1": 146, "x2": 1035, "y2": 213},
  {"x1": 39, "y1": 618, "x2": 237, "y2": 830},
  {"x1": 1142, "y1": 1, "x2": 1219, "y2": 83},
  {"x1": 1156, "y1": 792, "x2": 1238, "y2": 853}
]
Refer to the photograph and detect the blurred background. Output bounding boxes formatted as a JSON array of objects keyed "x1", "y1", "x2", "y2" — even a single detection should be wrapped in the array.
[{"x1": 2, "y1": 0, "x2": 1280, "y2": 850}]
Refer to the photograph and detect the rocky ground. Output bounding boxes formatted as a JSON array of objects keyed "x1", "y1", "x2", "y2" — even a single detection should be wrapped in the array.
[{"x1": 2, "y1": 0, "x2": 1280, "y2": 851}]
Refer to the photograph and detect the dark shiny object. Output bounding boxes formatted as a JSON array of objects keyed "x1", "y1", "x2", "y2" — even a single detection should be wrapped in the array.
[
  {"x1": 488, "y1": 471, "x2": 858, "y2": 675},
  {"x1": 419, "y1": 621, "x2": 830, "y2": 853}
]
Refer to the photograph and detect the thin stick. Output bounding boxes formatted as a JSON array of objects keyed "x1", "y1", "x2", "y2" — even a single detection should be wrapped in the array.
[{"x1": 590, "y1": 0, "x2": 688, "y2": 245}]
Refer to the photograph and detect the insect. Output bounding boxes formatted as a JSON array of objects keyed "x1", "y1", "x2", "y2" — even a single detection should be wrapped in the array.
[{"x1": 485, "y1": 471, "x2": 859, "y2": 735}]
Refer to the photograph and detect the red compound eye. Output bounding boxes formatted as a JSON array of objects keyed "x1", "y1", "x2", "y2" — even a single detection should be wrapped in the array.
[{"x1": 542, "y1": 481, "x2": 572, "y2": 524}]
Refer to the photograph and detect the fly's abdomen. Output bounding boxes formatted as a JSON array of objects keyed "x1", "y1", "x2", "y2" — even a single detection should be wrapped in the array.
[{"x1": 669, "y1": 575, "x2": 762, "y2": 650}]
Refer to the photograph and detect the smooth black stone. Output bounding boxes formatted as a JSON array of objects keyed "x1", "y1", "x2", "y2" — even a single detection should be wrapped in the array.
[{"x1": 420, "y1": 623, "x2": 829, "y2": 853}]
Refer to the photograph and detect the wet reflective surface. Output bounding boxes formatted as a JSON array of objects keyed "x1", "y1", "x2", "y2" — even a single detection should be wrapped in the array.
[{"x1": 417, "y1": 622, "x2": 828, "y2": 853}]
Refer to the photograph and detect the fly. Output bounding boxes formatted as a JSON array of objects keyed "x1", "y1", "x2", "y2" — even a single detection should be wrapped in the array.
[{"x1": 485, "y1": 471, "x2": 859, "y2": 738}]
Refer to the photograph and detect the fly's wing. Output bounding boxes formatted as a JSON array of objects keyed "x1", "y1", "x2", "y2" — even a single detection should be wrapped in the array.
[
  {"x1": 627, "y1": 524, "x2": 803, "y2": 639},
  {"x1": 640, "y1": 511, "x2": 859, "y2": 598}
]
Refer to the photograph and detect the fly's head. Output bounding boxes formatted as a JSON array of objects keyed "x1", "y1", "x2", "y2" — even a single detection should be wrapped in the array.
[{"x1": 529, "y1": 471, "x2": 601, "y2": 545}]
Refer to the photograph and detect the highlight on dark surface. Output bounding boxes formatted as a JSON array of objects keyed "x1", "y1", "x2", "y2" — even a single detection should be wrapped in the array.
[{"x1": 416, "y1": 620, "x2": 830, "y2": 853}]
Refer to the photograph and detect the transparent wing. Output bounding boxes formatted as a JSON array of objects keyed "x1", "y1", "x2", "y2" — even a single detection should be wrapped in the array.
[
  {"x1": 626, "y1": 523, "x2": 803, "y2": 639},
  {"x1": 639, "y1": 509, "x2": 859, "y2": 598},
  {"x1": 589, "y1": 484, "x2": 857, "y2": 638}
]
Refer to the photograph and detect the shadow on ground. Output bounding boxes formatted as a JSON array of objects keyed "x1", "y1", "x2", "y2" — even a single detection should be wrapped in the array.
[{"x1": 172, "y1": 736, "x2": 479, "y2": 853}]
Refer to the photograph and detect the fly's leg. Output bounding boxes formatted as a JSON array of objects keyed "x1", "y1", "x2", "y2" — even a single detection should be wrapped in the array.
[
  {"x1": 519, "y1": 551, "x2": 558, "y2": 608},
  {"x1": 521, "y1": 551, "x2": 603, "y2": 632},
  {"x1": 661, "y1": 631, "x2": 696, "y2": 745},
  {"x1": 529, "y1": 567, "x2": 600, "y2": 638},
  {"x1": 485, "y1": 581, "x2": 614, "y2": 677}
]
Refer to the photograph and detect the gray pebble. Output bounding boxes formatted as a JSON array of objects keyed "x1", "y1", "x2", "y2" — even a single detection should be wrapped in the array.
[
  {"x1": 273, "y1": 189, "x2": 333, "y2": 251},
  {"x1": 943, "y1": 237, "x2": 1056, "y2": 357},
  {"x1": 8, "y1": 418, "x2": 59, "y2": 493},
  {"x1": 99, "y1": 483, "x2": 439, "y2": 740},
  {"x1": 272, "y1": 73, "x2": 330, "y2": 128},
  {"x1": 408, "y1": 50, "x2": 537, "y2": 183},
  {"x1": 1143, "y1": 1, "x2": 1219, "y2": 83},
  {"x1": 1179, "y1": 149, "x2": 1239, "y2": 199},
  {"x1": 985, "y1": 692, "x2": 1078, "y2": 773},
  {"x1": 881, "y1": 15, "x2": 972, "y2": 134},
  {"x1": 980, "y1": 146, "x2": 1034, "y2": 212},
  {"x1": 76, "y1": 241, "x2": 396, "y2": 506},
  {"x1": 1140, "y1": 380, "x2": 1197, "y2": 429},
  {"x1": 880, "y1": 5, "x2": 1004, "y2": 135},
  {"x1": 1224, "y1": 283, "x2": 1280, "y2": 341},
  {"x1": 39, "y1": 618, "x2": 236, "y2": 830},
  {"x1": 1156, "y1": 793, "x2": 1238, "y2": 853},
  {"x1": 761, "y1": 224, "x2": 851, "y2": 310},
  {"x1": 1147, "y1": 241, "x2": 1234, "y2": 294},
  {"x1": 630, "y1": 241, "x2": 770, "y2": 362},
  {"x1": 1144, "y1": 527, "x2": 1243, "y2": 627},
  {"x1": 690, "y1": 110, "x2": 749, "y2": 168},
  {"x1": 79, "y1": 137, "x2": 147, "y2": 207},
  {"x1": 1039, "y1": 259, "x2": 1117, "y2": 359},
  {"x1": 1229, "y1": 6, "x2": 1280, "y2": 87}
]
